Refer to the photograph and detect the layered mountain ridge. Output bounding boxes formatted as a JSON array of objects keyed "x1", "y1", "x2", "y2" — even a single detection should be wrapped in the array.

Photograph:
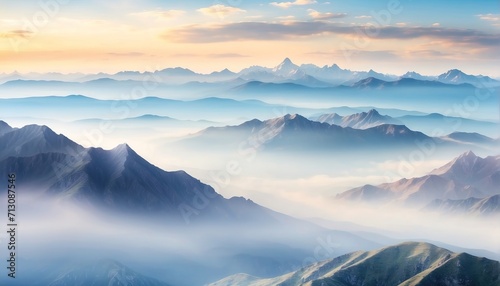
[
  {"x1": 337, "y1": 151, "x2": 500, "y2": 207},
  {"x1": 209, "y1": 242, "x2": 500, "y2": 286},
  {"x1": 1, "y1": 58, "x2": 498, "y2": 88}
]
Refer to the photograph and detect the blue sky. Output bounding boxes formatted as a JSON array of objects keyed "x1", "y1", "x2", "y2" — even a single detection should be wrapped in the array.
[{"x1": 0, "y1": 0, "x2": 499, "y2": 76}]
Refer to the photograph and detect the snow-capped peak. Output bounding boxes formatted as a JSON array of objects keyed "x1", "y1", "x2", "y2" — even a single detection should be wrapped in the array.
[{"x1": 272, "y1": 58, "x2": 304, "y2": 78}]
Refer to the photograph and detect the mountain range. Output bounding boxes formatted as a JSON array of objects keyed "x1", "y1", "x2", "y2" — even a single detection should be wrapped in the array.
[
  {"x1": 1, "y1": 120, "x2": 499, "y2": 285},
  {"x1": 424, "y1": 194, "x2": 500, "y2": 216},
  {"x1": 44, "y1": 260, "x2": 170, "y2": 286},
  {"x1": 178, "y1": 114, "x2": 433, "y2": 152},
  {"x1": 1, "y1": 58, "x2": 498, "y2": 88},
  {"x1": 310, "y1": 109, "x2": 403, "y2": 129},
  {"x1": 0, "y1": 95, "x2": 304, "y2": 122},
  {"x1": 209, "y1": 242, "x2": 500, "y2": 286},
  {"x1": 0, "y1": 120, "x2": 309, "y2": 224},
  {"x1": 311, "y1": 110, "x2": 499, "y2": 139},
  {"x1": 395, "y1": 113, "x2": 499, "y2": 139},
  {"x1": 0, "y1": 120, "x2": 387, "y2": 285},
  {"x1": 173, "y1": 114, "x2": 493, "y2": 160},
  {"x1": 337, "y1": 151, "x2": 500, "y2": 207}
]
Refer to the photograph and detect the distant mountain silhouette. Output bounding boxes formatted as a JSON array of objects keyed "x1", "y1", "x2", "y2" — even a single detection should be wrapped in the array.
[
  {"x1": 180, "y1": 114, "x2": 438, "y2": 153},
  {"x1": 425, "y1": 194, "x2": 500, "y2": 216},
  {"x1": 312, "y1": 109, "x2": 403, "y2": 129},
  {"x1": 338, "y1": 151, "x2": 500, "y2": 206},
  {"x1": 46, "y1": 259, "x2": 170, "y2": 286}
]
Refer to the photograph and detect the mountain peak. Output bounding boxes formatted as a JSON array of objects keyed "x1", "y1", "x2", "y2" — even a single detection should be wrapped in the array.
[
  {"x1": 0, "y1": 120, "x2": 10, "y2": 127},
  {"x1": 314, "y1": 109, "x2": 401, "y2": 129},
  {"x1": 157, "y1": 67, "x2": 197, "y2": 76},
  {"x1": 281, "y1": 113, "x2": 311, "y2": 123},
  {"x1": 21, "y1": 124, "x2": 56, "y2": 138},
  {"x1": 260, "y1": 114, "x2": 312, "y2": 137},
  {"x1": 366, "y1": 109, "x2": 381, "y2": 116},
  {"x1": 0, "y1": 123, "x2": 84, "y2": 161},
  {"x1": 446, "y1": 69, "x2": 464, "y2": 74},
  {"x1": 113, "y1": 143, "x2": 131, "y2": 150},
  {"x1": 431, "y1": 150, "x2": 482, "y2": 177},
  {"x1": 438, "y1": 69, "x2": 468, "y2": 81},
  {"x1": 0, "y1": 120, "x2": 13, "y2": 136},
  {"x1": 457, "y1": 150, "x2": 477, "y2": 160},
  {"x1": 210, "y1": 68, "x2": 235, "y2": 76},
  {"x1": 110, "y1": 143, "x2": 138, "y2": 159},
  {"x1": 400, "y1": 71, "x2": 430, "y2": 80},
  {"x1": 273, "y1": 58, "x2": 301, "y2": 76},
  {"x1": 284, "y1": 113, "x2": 299, "y2": 120},
  {"x1": 352, "y1": 77, "x2": 386, "y2": 88}
]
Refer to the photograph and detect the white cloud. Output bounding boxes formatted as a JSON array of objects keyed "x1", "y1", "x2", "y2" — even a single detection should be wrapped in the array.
[
  {"x1": 197, "y1": 4, "x2": 246, "y2": 17},
  {"x1": 477, "y1": 13, "x2": 500, "y2": 22},
  {"x1": 131, "y1": 9, "x2": 185, "y2": 20},
  {"x1": 477, "y1": 14, "x2": 500, "y2": 27},
  {"x1": 271, "y1": 0, "x2": 317, "y2": 9},
  {"x1": 277, "y1": 15, "x2": 296, "y2": 20},
  {"x1": 308, "y1": 9, "x2": 347, "y2": 20},
  {"x1": 432, "y1": 23, "x2": 440, "y2": 27}
]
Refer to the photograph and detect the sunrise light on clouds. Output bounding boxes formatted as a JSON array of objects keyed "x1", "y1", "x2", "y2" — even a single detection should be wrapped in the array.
[{"x1": 0, "y1": 0, "x2": 499, "y2": 76}]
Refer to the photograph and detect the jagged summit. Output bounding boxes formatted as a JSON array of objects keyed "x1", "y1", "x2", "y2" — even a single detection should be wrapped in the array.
[
  {"x1": 314, "y1": 109, "x2": 402, "y2": 129},
  {"x1": 272, "y1": 58, "x2": 304, "y2": 78},
  {"x1": 431, "y1": 150, "x2": 480, "y2": 176},
  {"x1": 339, "y1": 152, "x2": 500, "y2": 206}
]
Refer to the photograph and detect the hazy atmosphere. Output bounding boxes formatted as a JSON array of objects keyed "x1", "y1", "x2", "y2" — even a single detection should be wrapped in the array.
[{"x1": 0, "y1": 0, "x2": 499, "y2": 285}]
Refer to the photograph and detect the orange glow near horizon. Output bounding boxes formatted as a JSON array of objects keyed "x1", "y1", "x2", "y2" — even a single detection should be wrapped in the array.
[{"x1": 0, "y1": 2, "x2": 499, "y2": 77}]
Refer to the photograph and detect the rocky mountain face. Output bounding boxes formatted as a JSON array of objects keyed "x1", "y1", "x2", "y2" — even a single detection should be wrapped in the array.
[
  {"x1": 312, "y1": 109, "x2": 403, "y2": 129},
  {"x1": 0, "y1": 123, "x2": 303, "y2": 225},
  {"x1": 337, "y1": 151, "x2": 500, "y2": 206}
]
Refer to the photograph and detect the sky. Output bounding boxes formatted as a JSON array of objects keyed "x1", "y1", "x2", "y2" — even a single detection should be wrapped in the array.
[{"x1": 0, "y1": 0, "x2": 499, "y2": 76}]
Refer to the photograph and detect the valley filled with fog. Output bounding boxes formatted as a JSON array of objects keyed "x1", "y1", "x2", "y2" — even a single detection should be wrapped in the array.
[{"x1": 0, "y1": 59, "x2": 499, "y2": 285}]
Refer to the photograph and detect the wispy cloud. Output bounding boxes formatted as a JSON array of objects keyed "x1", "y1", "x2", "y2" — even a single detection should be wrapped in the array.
[
  {"x1": 477, "y1": 14, "x2": 500, "y2": 27},
  {"x1": 277, "y1": 15, "x2": 296, "y2": 20},
  {"x1": 173, "y1": 53, "x2": 249, "y2": 58},
  {"x1": 355, "y1": 15, "x2": 372, "y2": 19},
  {"x1": 209, "y1": 53, "x2": 249, "y2": 58},
  {"x1": 0, "y1": 29, "x2": 33, "y2": 39},
  {"x1": 477, "y1": 13, "x2": 500, "y2": 22},
  {"x1": 306, "y1": 49, "x2": 400, "y2": 63},
  {"x1": 401, "y1": 49, "x2": 451, "y2": 58},
  {"x1": 131, "y1": 9, "x2": 186, "y2": 20},
  {"x1": 308, "y1": 9, "x2": 347, "y2": 20},
  {"x1": 197, "y1": 4, "x2": 246, "y2": 17},
  {"x1": 271, "y1": 0, "x2": 317, "y2": 9},
  {"x1": 106, "y1": 52, "x2": 145, "y2": 57},
  {"x1": 162, "y1": 21, "x2": 500, "y2": 48}
]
